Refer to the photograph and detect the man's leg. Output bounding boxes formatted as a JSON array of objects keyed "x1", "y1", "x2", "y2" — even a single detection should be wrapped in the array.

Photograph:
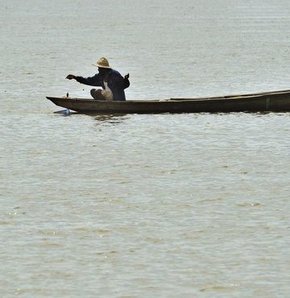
[{"x1": 90, "y1": 89, "x2": 106, "y2": 100}]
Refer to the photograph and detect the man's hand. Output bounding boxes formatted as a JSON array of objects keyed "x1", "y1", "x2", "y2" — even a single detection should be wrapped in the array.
[{"x1": 66, "y1": 74, "x2": 76, "y2": 80}]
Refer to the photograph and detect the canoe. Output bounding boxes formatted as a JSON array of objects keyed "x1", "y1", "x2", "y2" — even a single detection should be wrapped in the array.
[{"x1": 46, "y1": 89, "x2": 290, "y2": 114}]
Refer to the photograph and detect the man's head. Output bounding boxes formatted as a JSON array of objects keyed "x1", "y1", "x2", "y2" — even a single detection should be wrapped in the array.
[
  {"x1": 94, "y1": 57, "x2": 111, "y2": 70},
  {"x1": 92, "y1": 57, "x2": 111, "y2": 74}
]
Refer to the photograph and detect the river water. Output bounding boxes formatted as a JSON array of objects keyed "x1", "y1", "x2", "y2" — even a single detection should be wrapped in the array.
[{"x1": 1, "y1": 0, "x2": 290, "y2": 297}]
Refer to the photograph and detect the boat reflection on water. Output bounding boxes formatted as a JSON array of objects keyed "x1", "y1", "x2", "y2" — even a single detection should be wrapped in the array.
[
  {"x1": 53, "y1": 108, "x2": 128, "y2": 124},
  {"x1": 94, "y1": 114, "x2": 129, "y2": 125}
]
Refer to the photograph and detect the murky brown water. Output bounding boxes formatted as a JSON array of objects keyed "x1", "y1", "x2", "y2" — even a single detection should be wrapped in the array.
[{"x1": 1, "y1": 1, "x2": 290, "y2": 297}]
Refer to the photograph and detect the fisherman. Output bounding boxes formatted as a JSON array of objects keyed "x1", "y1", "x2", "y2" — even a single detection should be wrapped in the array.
[{"x1": 66, "y1": 57, "x2": 130, "y2": 101}]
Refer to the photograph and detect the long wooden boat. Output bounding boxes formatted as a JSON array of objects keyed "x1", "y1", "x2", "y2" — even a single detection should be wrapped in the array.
[{"x1": 47, "y1": 89, "x2": 290, "y2": 114}]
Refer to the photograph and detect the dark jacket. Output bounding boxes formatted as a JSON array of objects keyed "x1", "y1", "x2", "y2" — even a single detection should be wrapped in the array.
[{"x1": 75, "y1": 69, "x2": 130, "y2": 101}]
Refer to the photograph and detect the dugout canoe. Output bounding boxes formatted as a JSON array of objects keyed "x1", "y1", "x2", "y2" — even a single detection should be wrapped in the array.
[{"x1": 46, "y1": 89, "x2": 290, "y2": 114}]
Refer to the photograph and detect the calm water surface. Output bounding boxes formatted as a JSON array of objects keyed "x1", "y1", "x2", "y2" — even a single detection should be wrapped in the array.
[{"x1": 1, "y1": 1, "x2": 290, "y2": 297}]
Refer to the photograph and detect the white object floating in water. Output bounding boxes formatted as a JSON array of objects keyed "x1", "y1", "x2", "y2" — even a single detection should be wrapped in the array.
[
  {"x1": 64, "y1": 109, "x2": 71, "y2": 116},
  {"x1": 54, "y1": 109, "x2": 71, "y2": 116}
]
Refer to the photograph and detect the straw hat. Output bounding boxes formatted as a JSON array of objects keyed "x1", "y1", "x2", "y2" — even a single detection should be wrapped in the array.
[{"x1": 93, "y1": 57, "x2": 111, "y2": 69}]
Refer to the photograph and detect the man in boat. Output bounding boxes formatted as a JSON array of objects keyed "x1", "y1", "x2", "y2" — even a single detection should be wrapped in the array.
[{"x1": 66, "y1": 57, "x2": 130, "y2": 101}]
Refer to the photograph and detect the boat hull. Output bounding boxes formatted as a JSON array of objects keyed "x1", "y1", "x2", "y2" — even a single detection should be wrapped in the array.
[{"x1": 47, "y1": 90, "x2": 290, "y2": 114}]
